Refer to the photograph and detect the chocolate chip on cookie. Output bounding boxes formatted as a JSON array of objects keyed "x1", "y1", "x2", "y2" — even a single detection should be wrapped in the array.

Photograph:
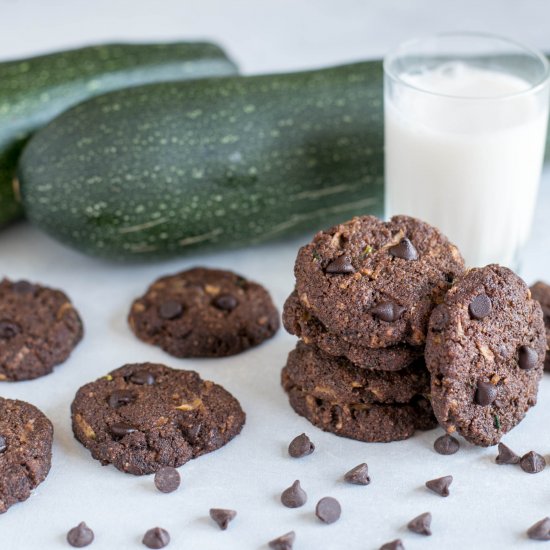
[
  {"x1": 128, "y1": 268, "x2": 279, "y2": 358},
  {"x1": 71, "y1": 363, "x2": 245, "y2": 475},
  {"x1": 0, "y1": 278, "x2": 83, "y2": 380}
]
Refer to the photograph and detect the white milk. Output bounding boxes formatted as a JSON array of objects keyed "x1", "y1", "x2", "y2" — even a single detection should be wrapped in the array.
[{"x1": 385, "y1": 62, "x2": 549, "y2": 267}]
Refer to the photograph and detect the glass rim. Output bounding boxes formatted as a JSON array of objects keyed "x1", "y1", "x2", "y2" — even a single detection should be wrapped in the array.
[{"x1": 383, "y1": 31, "x2": 550, "y2": 101}]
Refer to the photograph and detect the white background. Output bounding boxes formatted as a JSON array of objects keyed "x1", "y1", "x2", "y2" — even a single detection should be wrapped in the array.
[{"x1": 2, "y1": 1, "x2": 550, "y2": 548}]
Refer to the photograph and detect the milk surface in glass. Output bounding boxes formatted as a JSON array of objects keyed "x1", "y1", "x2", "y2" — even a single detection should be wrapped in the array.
[{"x1": 385, "y1": 61, "x2": 548, "y2": 267}]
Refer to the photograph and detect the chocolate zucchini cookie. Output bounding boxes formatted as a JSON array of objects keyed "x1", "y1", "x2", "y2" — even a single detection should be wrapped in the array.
[
  {"x1": 426, "y1": 265, "x2": 545, "y2": 447},
  {"x1": 129, "y1": 268, "x2": 279, "y2": 358},
  {"x1": 0, "y1": 397, "x2": 53, "y2": 513},
  {"x1": 71, "y1": 363, "x2": 245, "y2": 474},
  {"x1": 283, "y1": 341, "x2": 429, "y2": 404},
  {"x1": 0, "y1": 278, "x2": 83, "y2": 380},
  {"x1": 293, "y1": 215, "x2": 464, "y2": 348},
  {"x1": 529, "y1": 281, "x2": 550, "y2": 371},
  {"x1": 283, "y1": 291, "x2": 422, "y2": 370}
]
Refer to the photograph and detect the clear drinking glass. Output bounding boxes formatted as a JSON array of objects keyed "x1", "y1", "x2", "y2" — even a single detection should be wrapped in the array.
[{"x1": 384, "y1": 32, "x2": 550, "y2": 268}]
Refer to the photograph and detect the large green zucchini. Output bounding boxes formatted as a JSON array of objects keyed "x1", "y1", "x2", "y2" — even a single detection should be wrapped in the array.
[
  {"x1": 0, "y1": 42, "x2": 238, "y2": 227},
  {"x1": 19, "y1": 61, "x2": 384, "y2": 260}
]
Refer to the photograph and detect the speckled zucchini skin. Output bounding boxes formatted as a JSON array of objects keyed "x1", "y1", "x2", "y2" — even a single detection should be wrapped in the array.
[
  {"x1": 0, "y1": 42, "x2": 238, "y2": 227},
  {"x1": 19, "y1": 61, "x2": 385, "y2": 261}
]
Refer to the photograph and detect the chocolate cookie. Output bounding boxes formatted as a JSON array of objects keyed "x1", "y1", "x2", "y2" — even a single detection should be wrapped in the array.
[
  {"x1": 529, "y1": 281, "x2": 550, "y2": 371},
  {"x1": 426, "y1": 265, "x2": 545, "y2": 447},
  {"x1": 293, "y1": 216, "x2": 464, "y2": 348},
  {"x1": 283, "y1": 291, "x2": 422, "y2": 370},
  {"x1": 71, "y1": 363, "x2": 245, "y2": 474},
  {"x1": 283, "y1": 373, "x2": 437, "y2": 443},
  {"x1": 0, "y1": 278, "x2": 83, "y2": 380},
  {"x1": 0, "y1": 397, "x2": 53, "y2": 513},
  {"x1": 283, "y1": 341, "x2": 429, "y2": 404},
  {"x1": 128, "y1": 268, "x2": 279, "y2": 358}
]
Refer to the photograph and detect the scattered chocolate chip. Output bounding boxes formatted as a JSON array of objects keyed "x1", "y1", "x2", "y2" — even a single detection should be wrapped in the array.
[
  {"x1": 475, "y1": 381, "x2": 497, "y2": 406},
  {"x1": 12, "y1": 280, "x2": 34, "y2": 293},
  {"x1": 154, "y1": 467, "x2": 181, "y2": 493},
  {"x1": 425, "y1": 475, "x2": 452, "y2": 497},
  {"x1": 379, "y1": 539, "x2": 404, "y2": 550},
  {"x1": 110, "y1": 422, "x2": 137, "y2": 438},
  {"x1": 407, "y1": 512, "x2": 432, "y2": 536},
  {"x1": 213, "y1": 294, "x2": 238, "y2": 311},
  {"x1": 389, "y1": 237, "x2": 418, "y2": 261},
  {"x1": 469, "y1": 293, "x2": 492, "y2": 319},
  {"x1": 288, "y1": 433, "x2": 314, "y2": 458},
  {"x1": 528, "y1": 517, "x2": 550, "y2": 541},
  {"x1": 67, "y1": 522, "x2": 94, "y2": 548},
  {"x1": 520, "y1": 451, "x2": 546, "y2": 474},
  {"x1": 518, "y1": 345, "x2": 538, "y2": 370},
  {"x1": 129, "y1": 371, "x2": 155, "y2": 385},
  {"x1": 108, "y1": 390, "x2": 135, "y2": 409},
  {"x1": 142, "y1": 527, "x2": 170, "y2": 549},
  {"x1": 325, "y1": 255, "x2": 355, "y2": 274},
  {"x1": 495, "y1": 442, "x2": 520, "y2": 465},
  {"x1": 433, "y1": 434, "x2": 460, "y2": 455},
  {"x1": 209, "y1": 508, "x2": 237, "y2": 530},
  {"x1": 370, "y1": 301, "x2": 406, "y2": 322},
  {"x1": 0, "y1": 320, "x2": 20, "y2": 339},
  {"x1": 268, "y1": 531, "x2": 295, "y2": 550},
  {"x1": 281, "y1": 480, "x2": 307, "y2": 508},
  {"x1": 158, "y1": 300, "x2": 183, "y2": 320},
  {"x1": 0, "y1": 435, "x2": 7, "y2": 453},
  {"x1": 315, "y1": 496, "x2": 341, "y2": 524},
  {"x1": 344, "y1": 463, "x2": 371, "y2": 485}
]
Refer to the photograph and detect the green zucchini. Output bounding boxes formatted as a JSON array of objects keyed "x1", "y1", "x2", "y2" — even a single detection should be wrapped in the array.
[
  {"x1": 19, "y1": 61, "x2": 384, "y2": 260},
  {"x1": 0, "y1": 42, "x2": 238, "y2": 228}
]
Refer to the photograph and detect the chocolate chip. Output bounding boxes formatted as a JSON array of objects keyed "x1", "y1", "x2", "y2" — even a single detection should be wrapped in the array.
[
  {"x1": 142, "y1": 527, "x2": 170, "y2": 549},
  {"x1": 129, "y1": 371, "x2": 155, "y2": 385},
  {"x1": 281, "y1": 480, "x2": 307, "y2": 508},
  {"x1": 268, "y1": 531, "x2": 295, "y2": 550},
  {"x1": 379, "y1": 540, "x2": 404, "y2": 550},
  {"x1": 475, "y1": 381, "x2": 497, "y2": 406},
  {"x1": 496, "y1": 442, "x2": 520, "y2": 465},
  {"x1": 370, "y1": 301, "x2": 406, "y2": 322},
  {"x1": 67, "y1": 522, "x2": 94, "y2": 548},
  {"x1": 110, "y1": 422, "x2": 137, "y2": 438},
  {"x1": 288, "y1": 433, "x2": 314, "y2": 458},
  {"x1": 520, "y1": 451, "x2": 546, "y2": 474},
  {"x1": 213, "y1": 294, "x2": 238, "y2": 311},
  {"x1": 518, "y1": 345, "x2": 538, "y2": 370},
  {"x1": 325, "y1": 255, "x2": 355, "y2": 274},
  {"x1": 407, "y1": 512, "x2": 432, "y2": 536},
  {"x1": 344, "y1": 463, "x2": 370, "y2": 485},
  {"x1": 528, "y1": 517, "x2": 550, "y2": 541},
  {"x1": 469, "y1": 293, "x2": 492, "y2": 319},
  {"x1": 154, "y1": 467, "x2": 181, "y2": 493},
  {"x1": 425, "y1": 475, "x2": 452, "y2": 497},
  {"x1": 0, "y1": 320, "x2": 20, "y2": 339},
  {"x1": 158, "y1": 300, "x2": 183, "y2": 320},
  {"x1": 0, "y1": 435, "x2": 7, "y2": 453},
  {"x1": 315, "y1": 496, "x2": 341, "y2": 524},
  {"x1": 389, "y1": 237, "x2": 418, "y2": 261},
  {"x1": 108, "y1": 390, "x2": 135, "y2": 409},
  {"x1": 433, "y1": 434, "x2": 460, "y2": 455},
  {"x1": 209, "y1": 508, "x2": 237, "y2": 530}
]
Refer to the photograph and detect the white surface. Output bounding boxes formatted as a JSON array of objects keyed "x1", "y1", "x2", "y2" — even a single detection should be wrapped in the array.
[{"x1": 2, "y1": 1, "x2": 550, "y2": 548}]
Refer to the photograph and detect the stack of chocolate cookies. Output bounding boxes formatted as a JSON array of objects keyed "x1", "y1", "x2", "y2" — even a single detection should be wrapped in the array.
[{"x1": 282, "y1": 215, "x2": 465, "y2": 443}]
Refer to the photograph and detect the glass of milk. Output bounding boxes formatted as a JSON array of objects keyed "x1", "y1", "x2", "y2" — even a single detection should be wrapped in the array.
[{"x1": 384, "y1": 32, "x2": 550, "y2": 268}]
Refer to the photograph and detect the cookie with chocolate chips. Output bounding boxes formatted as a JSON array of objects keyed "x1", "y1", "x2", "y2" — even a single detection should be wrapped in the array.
[
  {"x1": 282, "y1": 371, "x2": 436, "y2": 443},
  {"x1": 283, "y1": 291, "x2": 423, "y2": 370},
  {"x1": 529, "y1": 281, "x2": 550, "y2": 371},
  {"x1": 0, "y1": 397, "x2": 53, "y2": 513},
  {"x1": 293, "y1": 216, "x2": 464, "y2": 349},
  {"x1": 426, "y1": 265, "x2": 545, "y2": 447},
  {"x1": 282, "y1": 341, "x2": 429, "y2": 404},
  {"x1": 0, "y1": 278, "x2": 83, "y2": 381},
  {"x1": 71, "y1": 363, "x2": 245, "y2": 474},
  {"x1": 128, "y1": 268, "x2": 279, "y2": 358}
]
